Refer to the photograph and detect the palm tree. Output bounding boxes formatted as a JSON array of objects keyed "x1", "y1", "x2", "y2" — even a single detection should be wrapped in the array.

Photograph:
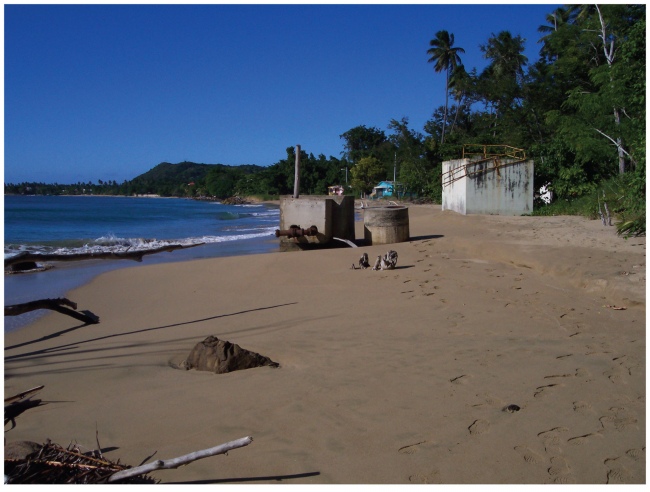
[
  {"x1": 480, "y1": 30, "x2": 528, "y2": 116},
  {"x1": 481, "y1": 31, "x2": 528, "y2": 83},
  {"x1": 448, "y1": 65, "x2": 472, "y2": 135},
  {"x1": 427, "y1": 30, "x2": 465, "y2": 144},
  {"x1": 537, "y1": 6, "x2": 576, "y2": 60}
]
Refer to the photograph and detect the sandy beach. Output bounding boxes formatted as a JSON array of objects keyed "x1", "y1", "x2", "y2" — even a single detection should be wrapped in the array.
[{"x1": 4, "y1": 204, "x2": 646, "y2": 484}]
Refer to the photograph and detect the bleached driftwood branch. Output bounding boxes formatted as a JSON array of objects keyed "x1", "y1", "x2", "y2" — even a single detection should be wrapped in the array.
[
  {"x1": 4, "y1": 298, "x2": 99, "y2": 324},
  {"x1": 5, "y1": 385, "x2": 44, "y2": 404},
  {"x1": 4, "y1": 243, "x2": 204, "y2": 270},
  {"x1": 107, "y1": 436, "x2": 253, "y2": 483}
]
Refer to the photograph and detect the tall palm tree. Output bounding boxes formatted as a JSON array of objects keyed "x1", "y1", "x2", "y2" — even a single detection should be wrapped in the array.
[
  {"x1": 427, "y1": 30, "x2": 465, "y2": 144},
  {"x1": 448, "y1": 65, "x2": 472, "y2": 135},
  {"x1": 482, "y1": 31, "x2": 528, "y2": 83},
  {"x1": 537, "y1": 6, "x2": 576, "y2": 60}
]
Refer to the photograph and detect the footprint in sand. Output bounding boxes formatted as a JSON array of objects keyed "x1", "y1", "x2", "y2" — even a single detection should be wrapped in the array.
[
  {"x1": 468, "y1": 419, "x2": 490, "y2": 436},
  {"x1": 574, "y1": 367, "x2": 591, "y2": 378},
  {"x1": 599, "y1": 413, "x2": 638, "y2": 432},
  {"x1": 514, "y1": 446, "x2": 545, "y2": 465},
  {"x1": 605, "y1": 457, "x2": 635, "y2": 484},
  {"x1": 534, "y1": 383, "x2": 559, "y2": 398},
  {"x1": 613, "y1": 354, "x2": 641, "y2": 375},
  {"x1": 599, "y1": 406, "x2": 639, "y2": 432},
  {"x1": 556, "y1": 354, "x2": 573, "y2": 359},
  {"x1": 625, "y1": 448, "x2": 645, "y2": 462},
  {"x1": 604, "y1": 366, "x2": 627, "y2": 384},
  {"x1": 572, "y1": 400, "x2": 595, "y2": 415},
  {"x1": 567, "y1": 432, "x2": 603, "y2": 446},
  {"x1": 544, "y1": 373, "x2": 574, "y2": 380},
  {"x1": 547, "y1": 456, "x2": 575, "y2": 483},
  {"x1": 472, "y1": 393, "x2": 505, "y2": 409},
  {"x1": 605, "y1": 355, "x2": 640, "y2": 384},
  {"x1": 408, "y1": 470, "x2": 442, "y2": 484},
  {"x1": 537, "y1": 427, "x2": 569, "y2": 453},
  {"x1": 450, "y1": 374, "x2": 469, "y2": 385},
  {"x1": 398, "y1": 441, "x2": 427, "y2": 455}
]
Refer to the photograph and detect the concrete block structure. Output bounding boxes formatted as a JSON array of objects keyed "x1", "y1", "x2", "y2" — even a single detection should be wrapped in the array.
[
  {"x1": 363, "y1": 206, "x2": 410, "y2": 245},
  {"x1": 278, "y1": 195, "x2": 355, "y2": 246},
  {"x1": 442, "y1": 157, "x2": 534, "y2": 216}
]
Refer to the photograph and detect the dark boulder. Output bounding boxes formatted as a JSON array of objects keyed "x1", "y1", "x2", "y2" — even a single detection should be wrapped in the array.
[
  {"x1": 8, "y1": 262, "x2": 39, "y2": 272},
  {"x1": 180, "y1": 336, "x2": 279, "y2": 374}
]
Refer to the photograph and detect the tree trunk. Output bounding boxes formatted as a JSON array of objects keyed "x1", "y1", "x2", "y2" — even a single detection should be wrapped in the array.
[
  {"x1": 5, "y1": 298, "x2": 99, "y2": 324},
  {"x1": 614, "y1": 108, "x2": 625, "y2": 174},
  {"x1": 596, "y1": 5, "x2": 627, "y2": 174},
  {"x1": 441, "y1": 68, "x2": 449, "y2": 144}
]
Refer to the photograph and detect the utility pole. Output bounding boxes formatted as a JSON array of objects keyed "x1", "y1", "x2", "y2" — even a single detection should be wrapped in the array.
[
  {"x1": 293, "y1": 144, "x2": 301, "y2": 198},
  {"x1": 393, "y1": 152, "x2": 399, "y2": 200}
]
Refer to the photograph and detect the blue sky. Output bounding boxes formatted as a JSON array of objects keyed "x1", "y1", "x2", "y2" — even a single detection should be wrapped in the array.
[{"x1": 4, "y1": 3, "x2": 560, "y2": 184}]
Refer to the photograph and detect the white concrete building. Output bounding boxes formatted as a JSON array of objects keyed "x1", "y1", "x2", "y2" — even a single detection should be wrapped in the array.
[{"x1": 442, "y1": 156, "x2": 534, "y2": 216}]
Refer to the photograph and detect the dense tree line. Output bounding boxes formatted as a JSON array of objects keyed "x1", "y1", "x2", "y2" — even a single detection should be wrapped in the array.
[{"x1": 5, "y1": 5, "x2": 644, "y2": 234}]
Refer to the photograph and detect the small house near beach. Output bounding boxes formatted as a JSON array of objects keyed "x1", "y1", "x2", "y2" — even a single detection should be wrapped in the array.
[
  {"x1": 371, "y1": 181, "x2": 402, "y2": 199},
  {"x1": 327, "y1": 185, "x2": 344, "y2": 196}
]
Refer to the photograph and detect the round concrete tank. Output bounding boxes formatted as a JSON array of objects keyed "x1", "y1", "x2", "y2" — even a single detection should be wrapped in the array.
[{"x1": 363, "y1": 206, "x2": 410, "y2": 245}]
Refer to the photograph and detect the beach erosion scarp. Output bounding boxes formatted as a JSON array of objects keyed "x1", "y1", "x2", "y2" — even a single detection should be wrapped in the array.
[{"x1": 4, "y1": 205, "x2": 646, "y2": 484}]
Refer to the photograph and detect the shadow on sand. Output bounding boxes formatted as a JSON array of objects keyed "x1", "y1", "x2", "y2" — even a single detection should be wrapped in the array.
[{"x1": 4, "y1": 302, "x2": 299, "y2": 361}]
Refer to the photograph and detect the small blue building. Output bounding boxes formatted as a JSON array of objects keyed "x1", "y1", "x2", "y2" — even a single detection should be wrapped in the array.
[{"x1": 371, "y1": 181, "x2": 400, "y2": 198}]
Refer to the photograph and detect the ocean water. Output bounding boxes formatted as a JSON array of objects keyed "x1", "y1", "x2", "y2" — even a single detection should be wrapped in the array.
[{"x1": 4, "y1": 195, "x2": 280, "y2": 332}]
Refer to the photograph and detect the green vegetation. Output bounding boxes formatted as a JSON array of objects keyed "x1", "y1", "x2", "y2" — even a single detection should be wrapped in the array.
[{"x1": 5, "y1": 5, "x2": 645, "y2": 235}]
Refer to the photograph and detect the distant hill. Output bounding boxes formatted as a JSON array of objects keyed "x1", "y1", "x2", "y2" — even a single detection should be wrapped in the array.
[
  {"x1": 132, "y1": 161, "x2": 264, "y2": 184},
  {"x1": 126, "y1": 161, "x2": 266, "y2": 196},
  {"x1": 4, "y1": 161, "x2": 267, "y2": 197}
]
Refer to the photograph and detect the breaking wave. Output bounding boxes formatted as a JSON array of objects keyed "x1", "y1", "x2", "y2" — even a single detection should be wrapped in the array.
[{"x1": 4, "y1": 227, "x2": 277, "y2": 260}]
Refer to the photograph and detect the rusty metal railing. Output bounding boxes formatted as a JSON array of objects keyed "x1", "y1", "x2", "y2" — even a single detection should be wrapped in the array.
[
  {"x1": 442, "y1": 145, "x2": 529, "y2": 188},
  {"x1": 461, "y1": 144, "x2": 526, "y2": 160}
]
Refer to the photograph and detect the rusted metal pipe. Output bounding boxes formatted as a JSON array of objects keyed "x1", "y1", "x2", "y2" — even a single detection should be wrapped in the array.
[{"x1": 275, "y1": 225, "x2": 318, "y2": 238}]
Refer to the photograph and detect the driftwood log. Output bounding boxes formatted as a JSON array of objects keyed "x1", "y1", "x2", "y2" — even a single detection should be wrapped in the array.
[
  {"x1": 5, "y1": 386, "x2": 45, "y2": 430},
  {"x1": 107, "y1": 436, "x2": 254, "y2": 482},
  {"x1": 5, "y1": 386, "x2": 45, "y2": 405},
  {"x1": 5, "y1": 436, "x2": 253, "y2": 484},
  {"x1": 4, "y1": 298, "x2": 99, "y2": 324},
  {"x1": 4, "y1": 242, "x2": 204, "y2": 270}
]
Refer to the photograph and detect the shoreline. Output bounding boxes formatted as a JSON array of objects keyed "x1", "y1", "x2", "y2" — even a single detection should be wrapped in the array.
[
  {"x1": 4, "y1": 205, "x2": 645, "y2": 483},
  {"x1": 4, "y1": 196, "x2": 282, "y2": 332},
  {"x1": 4, "y1": 234, "x2": 281, "y2": 333}
]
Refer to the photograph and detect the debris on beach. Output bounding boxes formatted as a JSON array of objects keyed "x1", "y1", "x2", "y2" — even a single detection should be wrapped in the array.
[
  {"x1": 4, "y1": 436, "x2": 254, "y2": 484},
  {"x1": 603, "y1": 305, "x2": 627, "y2": 310},
  {"x1": 4, "y1": 298, "x2": 99, "y2": 325},
  {"x1": 180, "y1": 336, "x2": 279, "y2": 374},
  {"x1": 5, "y1": 261, "x2": 53, "y2": 274},
  {"x1": 4, "y1": 242, "x2": 205, "y2": 272},
  {"x1": 5, "y1": 385, "x2": 254, "y2": 484},
  {"x1": 5, "y1": 385, "x2": 46, "y2": 430},
  {"x1": 4, "y1": 440, "x2": 158, "y2": 484}
]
